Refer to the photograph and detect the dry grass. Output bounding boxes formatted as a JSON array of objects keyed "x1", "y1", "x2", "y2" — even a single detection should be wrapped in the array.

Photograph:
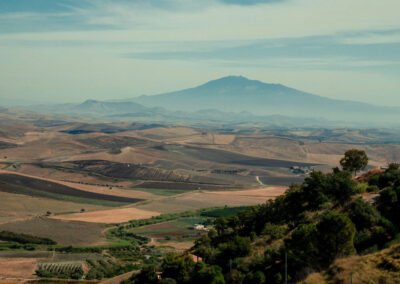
[
  {"x1": 0, "y1": 258, "x2": 38, "y2": 279},
  {"x1": 67, "y1": 146, "x2": 161, "y2": 164},
  {"x1": 136, "y1": 187, "x2": 285, "y2": 213},
  {"x1": 0, "y1": 191, "x2": 107, "y2": 224},
  {"x1": 301, "y1": 244, "x2": 400, "y2": 284},
  {"x1": 52, "y1": 207, "x2": 160, "y2": 224}
]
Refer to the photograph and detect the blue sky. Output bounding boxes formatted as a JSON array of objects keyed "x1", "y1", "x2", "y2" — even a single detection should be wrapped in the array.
[{"x1": 0, "y1": 0, "x2": 400, "y2": 106}]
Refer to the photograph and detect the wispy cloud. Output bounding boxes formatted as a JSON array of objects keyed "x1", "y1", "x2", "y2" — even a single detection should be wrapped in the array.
[{"x1": 1, "y1": 0, "x2": 400, "y2": 106}]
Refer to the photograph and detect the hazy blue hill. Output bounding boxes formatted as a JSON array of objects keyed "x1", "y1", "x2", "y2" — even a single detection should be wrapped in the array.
[
  {"x1": 132, "y1": 76, "x2": 399, "y2": 123},
  {"x1": 31, "y1": 100, "x2": 162, "y2": 117}
]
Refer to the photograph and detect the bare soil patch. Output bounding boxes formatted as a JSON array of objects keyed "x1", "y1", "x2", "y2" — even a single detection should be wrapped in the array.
[
  {"x1": 137, "y1": 187, "x2": 285, "y2": 213},
  {"x1": 0, "y1": 191, "x2": 106, "y2": 225},
  {"x1": 0, "y1": 258, "x2": 38, "y2": 279},
  {"x1": 52, "y1": 207, "x2": 160, "y2": 224}
]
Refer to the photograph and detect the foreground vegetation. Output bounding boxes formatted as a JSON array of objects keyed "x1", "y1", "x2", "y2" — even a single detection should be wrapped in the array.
[{"x1": 127, "y1": 151, "x2": 400, "y2": 283}]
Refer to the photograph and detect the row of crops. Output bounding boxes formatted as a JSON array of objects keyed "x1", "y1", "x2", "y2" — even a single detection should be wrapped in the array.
[{"x1": 36, "y1": 262, "x2": 84, "y2": 279}]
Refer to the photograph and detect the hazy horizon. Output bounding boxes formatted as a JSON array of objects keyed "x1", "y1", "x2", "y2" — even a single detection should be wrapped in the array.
[{"x1": 1, "y1": 0, "x2": 400, "y2": 107}]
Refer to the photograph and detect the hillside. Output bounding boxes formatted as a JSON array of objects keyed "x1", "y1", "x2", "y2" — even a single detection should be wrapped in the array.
[{"x1": 125, "y1": 158, "x2": 400, "y2": 284}]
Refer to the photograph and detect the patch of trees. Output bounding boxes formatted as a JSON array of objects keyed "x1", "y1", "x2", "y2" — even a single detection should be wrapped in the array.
[
  {"x1": 125, "y1": 151, "x2": 400, "y2": 283},
  {"x1": 0, "y1": 231, "x2": 56, "y2": 245},
  {"x1": 85, "y1": 259, "x2": 138, "y2": 280}
]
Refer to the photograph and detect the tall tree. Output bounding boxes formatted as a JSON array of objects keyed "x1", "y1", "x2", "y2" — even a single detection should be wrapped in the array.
[{"x1": 340, "y1": 149, "x2": 368, "y2": 175}]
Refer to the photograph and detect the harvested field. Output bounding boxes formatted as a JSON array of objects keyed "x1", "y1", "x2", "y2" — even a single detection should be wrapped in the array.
[
  {"x1": 52, "y1": 207, "x2": 160, "y2": 224},
  {"x1": 0, "y1": 173, "x2": 143, "y2": 206},
  {"x1": 54, "y1": 181, "x2": 154, "y2": 200},
  {"x1": 136, "y1": 187, "x2": 286, "y2": 213},
  {"x1": 55, "y1": 160, "x2": 190, "y2": 182},
  {"x1": 0, "y1": 258, "x2": 38, "y2": 279},
  {"x1": 67, "y1": 146, "x2": 161, "y2": 164},
  {"x1": 0, "y1": 217, "x2": 107, "y2": 246},
  {"x1": 133, "y1": 181, "x2": 240, "y2": 191},
  {"x1": 15, "y1": 164, "x2": 132, "y2": 188},
  {"x1": 158, "y1": 144, "x2": 317, "y2": 168},
  {"x1": 0, "y1": 191, "x2": 107, "y2": 224},
  {"x1": 76, "y1": 135, "x2": 149, "y2": 149}
]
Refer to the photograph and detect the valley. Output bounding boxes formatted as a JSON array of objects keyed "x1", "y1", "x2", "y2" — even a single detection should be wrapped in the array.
[{"x1": 0, "y1": 108, "x2": 399, "y2": 282}]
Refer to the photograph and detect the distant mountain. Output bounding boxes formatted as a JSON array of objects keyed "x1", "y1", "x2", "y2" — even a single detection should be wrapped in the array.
[
  {"x1": 30, "y1": 100, "x2": 162, "y2": 117},
  {"x1": 130, "y1": 76, "x2": 399, "y2": 124},
  {"x1": 22, "y1": 76, "x2": 400, "y2": 127}
]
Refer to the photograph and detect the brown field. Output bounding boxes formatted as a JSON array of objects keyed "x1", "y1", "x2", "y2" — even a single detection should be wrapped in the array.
[
  {"x1": 0, "y1": 217, "x2": 107, "y2": 246},
  {"x1": 0, "y1": 169, "x2": 152, "y2": 200},
  {"x1": 51, "y1": 187, "x2": 285, "y2": 223},
  {"x1": 52, "y1": 207, "x2": 160, "y2": 224},
  {"x1": 0, "y1": 191, "x2": 107, "y2": 224},
  {"x1": 67, "y1": 146, "x2": 161, "y2": 164},
  {"x1": 136, "y1": 186, "x2": 286, "y2": 213},
  {"x1": 0, "y1": 258, "x2": 38, "y2": 279},
  {"x1": 14, "y1": 164, "x2": 133, "y2": 188}
]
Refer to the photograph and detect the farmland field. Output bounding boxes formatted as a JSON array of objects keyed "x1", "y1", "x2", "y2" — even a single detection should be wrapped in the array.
[
  {"x1": 130, "y1": 217, "x2": 207, "y2": 240},
  {"x1": 0, "y1": 173, "x2": 143, "y2": 206},
  {"x1": 135, "y1": 187, "x2": 285, "y2": 213},
  {"x1": 0, "y1": 191, "x2": 108, "y2": 224},
  {"x1": 52, "y1": 207, "x2": 160, "y2": 224},
  {"x1": 0, "y1": 217, "x2": 107, "y2": 246},
  {"x1": 0, "y1": 257, "x2": 38, "y2": 279}
]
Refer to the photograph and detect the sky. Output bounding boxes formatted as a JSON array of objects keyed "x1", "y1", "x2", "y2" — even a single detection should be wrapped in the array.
[{"x1": 0, "y1": 0, "x2": 400, "y2": 106}]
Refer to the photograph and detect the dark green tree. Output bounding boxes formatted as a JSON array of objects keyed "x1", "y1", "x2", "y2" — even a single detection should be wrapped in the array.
[
  {"x1": 192, "y1": 262, "x2": 225, "y2": 284},
  {"x1": 161, "y1": 254, "x2": 195, "y2": 283},
  {"x1": 317, "y1": 211, "x2": 356, "y2": 263},
  {"x1": 340, "y1": 149, "x2": 368, "y2": 175},
  {"x1": 129, "y1": 265, "x2": 158, "y2": 284}
]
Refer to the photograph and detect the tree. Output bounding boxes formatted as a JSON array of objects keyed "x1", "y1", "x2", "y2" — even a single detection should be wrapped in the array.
[
  {"x1": 161, "y1": 254, "x2": 195, "y2": 283},
  {"x1": 285, "y1": 223, "x2": 319, "y2": 271},
  {"x1": 317, "y1": 211, "x2": 356, "y2": 264},
  {"x1": 340, "y1": 149, "x2": 368, "y2": 175},
  {"x1": 129, "y1": 265, "x2": 158, "y2": 284},
  {"x1": 192, "y1": 262, "x2": 225, "y2": 284},
  {"x1": 346, "y1": 198, "x2": 381, "y2": 230},
  {"x1": 325, "y1": 170, "x2": 357, "y2": 205}
]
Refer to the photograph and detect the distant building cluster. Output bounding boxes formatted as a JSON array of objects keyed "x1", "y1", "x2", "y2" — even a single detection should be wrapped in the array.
[{"x1": 290, "y1": 166, "x2": 314, "y2": 175}]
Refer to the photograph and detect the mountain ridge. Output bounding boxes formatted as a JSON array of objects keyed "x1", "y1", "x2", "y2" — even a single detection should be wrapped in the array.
[{"x1": 128, "y1": 76, "x2": 399, "y2": 123}]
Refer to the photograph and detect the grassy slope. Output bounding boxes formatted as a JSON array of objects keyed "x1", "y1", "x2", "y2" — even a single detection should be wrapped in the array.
[{"x1": 302, "y1": 244, "x2": 400, "y2": 284}]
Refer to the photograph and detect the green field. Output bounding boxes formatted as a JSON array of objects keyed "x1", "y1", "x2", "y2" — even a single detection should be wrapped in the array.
[{"x1": 130, "y1": 217, "x2": 208, "y2": 241}]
